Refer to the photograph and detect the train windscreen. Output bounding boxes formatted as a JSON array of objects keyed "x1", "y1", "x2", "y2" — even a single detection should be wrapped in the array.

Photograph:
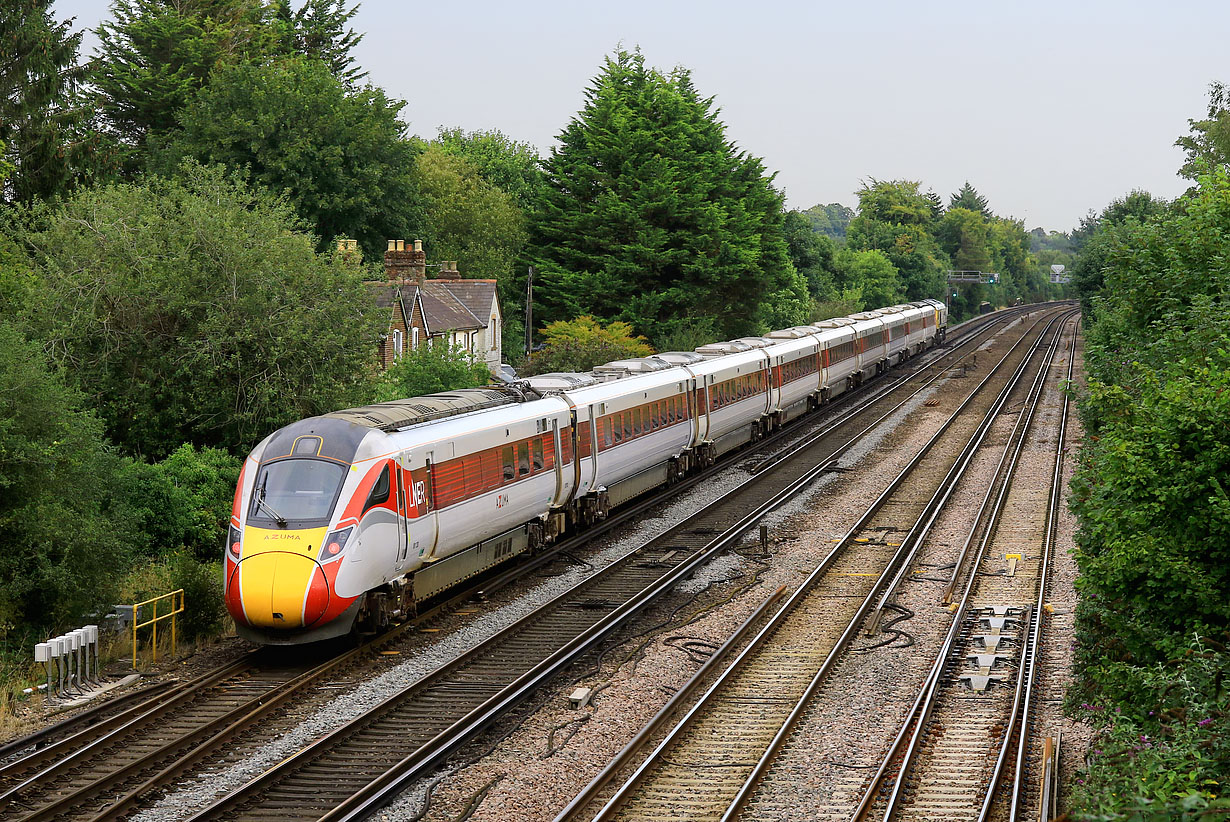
[{"x1": 250, "y1": 459, "x2": 346, "y2": 522}]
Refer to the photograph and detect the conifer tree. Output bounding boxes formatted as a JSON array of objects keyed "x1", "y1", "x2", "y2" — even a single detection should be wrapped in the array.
[
  {"x1": 949, "y1": 181, "x2": 991, "y2": 216},
  {"x1": 93, "y1": 0, "x2": 273, "y2": 154},
  {"x1": 1, "y1": 0, "x2": 110, "y2": 203},
  {"x1": 272, "y1": 0, "x2": 366, "y2": 86},
  {"x1": 526, "y1": 49, "x2": 807, "y2": 344}
]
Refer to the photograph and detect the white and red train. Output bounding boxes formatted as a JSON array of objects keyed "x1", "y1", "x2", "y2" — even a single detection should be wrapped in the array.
[{"x1": 225, "y1": 300, "x2": 948, "y2": 644}]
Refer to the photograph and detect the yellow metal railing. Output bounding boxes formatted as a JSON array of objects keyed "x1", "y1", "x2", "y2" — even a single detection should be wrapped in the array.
[{"x1": 131, "y1": 589, "x2": 184, "y2": 668}]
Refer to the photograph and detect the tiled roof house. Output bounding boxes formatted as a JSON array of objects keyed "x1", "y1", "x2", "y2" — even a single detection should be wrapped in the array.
[{"x1": 368, "y1": 240, "x2": 503, "y2": 373}]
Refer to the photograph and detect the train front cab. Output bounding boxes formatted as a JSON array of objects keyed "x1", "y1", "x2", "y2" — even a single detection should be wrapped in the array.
[{"x1": 225, "y1": 419, "x2": 379, "y2": 644}]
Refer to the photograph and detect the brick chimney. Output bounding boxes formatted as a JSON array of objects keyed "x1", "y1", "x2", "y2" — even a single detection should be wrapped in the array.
[
  {"x1": 384, "y1": 239, "x2": 426, "y2": 283},
  {"x1": 437, "y1": 260, "x2": 462, "y2": 281}
]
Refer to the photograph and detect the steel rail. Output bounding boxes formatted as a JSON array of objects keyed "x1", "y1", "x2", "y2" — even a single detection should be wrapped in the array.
[
  {"x1": 0, "y1": 658, "x2": 254, "y2": 798},
  {"x1": 718, "y1": 309, "x2": 1076, "y2": 822},
  {"x1": 0, "y1": 681, "x2": 175, "y2": 763},
  {"x1": 552, "y1": 586, "x2": 788, "y2": 822},
  {"x1": 584, "y1": 308, "x2": 1065, "y2": 822},
  {"x1": 991, "y1": 316, "x2": 1078, "y2": 822},
  {"x1": 847, "y1": 312, "x2": 1076, "y2": 821}
]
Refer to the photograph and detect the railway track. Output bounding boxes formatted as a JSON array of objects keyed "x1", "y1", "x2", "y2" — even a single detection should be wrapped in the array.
[
  {"x1": 0, "y1": 632, "x2": 424, "y2": 822},
  {"x1": 0, "y1": 305, "x2": 1046, "y2": 822},
  {"x1": 174, "y1": 312, "x2": 1059, "y2": 822},
  {"x1": 845, "y1": 315, "x2": 1078, "y2": 822},
  {"x1": 556, "y1": 307, "x2": 1074, "y2": 822}
]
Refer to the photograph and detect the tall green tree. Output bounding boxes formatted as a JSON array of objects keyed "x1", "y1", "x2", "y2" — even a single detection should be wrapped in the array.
[
  {"x1": 152, "y1": 56, "x2": 420, "y2": 258},
  {"x1": 1177, "y1": 81, "x2": 1230, "y2": 180},
  {"x1": 936, "y1": 207, "x2": 993, "y2": 272},
  {"x1": 29, "y1": 162, "x2": 381, "y2": 457},
  {"x1": 846, "y1": 179, "x2": 949, "y2": 301},
  {"x1": 0, "y1": 321, "x2": 127, "y2": 631},
  {"x1": 1070, "y1": 190, "x2": 1169, "y2": 314},
  {"x1": 412, "y1": 145, "x2": 527, "y2": 280},
  {"x1": 272, "y1": 0, "x2": 365, "y2": 85},
  {"x1": 948, "y1": 181, "x2": 990, "y2": 215},
  {"x1": 93, "y1": 0, "x2": 273, "y2": 157},
  {"x1": 802, "y1": 202, "x2": 854, "y2": 241},
  {"x1": 526, "y1": 49, "x2": 807, "y2": 344},
  {"x1": 412, "y1": 144, "x2": 527, "y2": 354},
  {"x1": 783, "y1": 209, "x2": 838, "y2": 299},
  {"x1": 834, "y1": 247, "x2": 901, "y2": 309},
  {"x1": 433, "y1": 127, "x2": 543, "y2": 210},
  {"x1": 1, "y1": 1, "x2": 112, "y2": 203}
]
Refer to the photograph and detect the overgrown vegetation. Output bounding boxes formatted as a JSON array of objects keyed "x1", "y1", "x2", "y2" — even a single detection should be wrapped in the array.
[{"x1": 1068, "y1": 84, "x2": 1230, "y2": 813}]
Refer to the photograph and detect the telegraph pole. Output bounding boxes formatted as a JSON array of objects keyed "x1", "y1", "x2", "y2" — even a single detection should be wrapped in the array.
[{"x1": 524, "y1": 266, "x2": 534, "y2": 360}]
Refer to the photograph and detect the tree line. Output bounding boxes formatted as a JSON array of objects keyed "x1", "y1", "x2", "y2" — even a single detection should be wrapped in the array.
[
  {"x1": 1064, "y1": 84, "x2": 1230, "y2": 816},
  {"x1": 0, "y1": 0, "x2": 1069, "y2": 677}
]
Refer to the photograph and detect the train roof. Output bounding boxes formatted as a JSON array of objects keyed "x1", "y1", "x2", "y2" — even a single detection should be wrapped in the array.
[{"x1": 325, "y1": 386, "x2": 528, "y2": 432}]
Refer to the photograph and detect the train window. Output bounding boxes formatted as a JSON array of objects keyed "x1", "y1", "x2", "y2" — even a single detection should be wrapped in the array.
[
  {"x1": 531, "y1": 438, "x2": 544, "y2": 472},
  {"x1": 666, "y1": 399, "x2": 675, "y2": 424},
  {"x1": 613, "y1": 415, "x2": 623, "y2": 444},
  {"x1": 517, "y1": 442, "x2": 530, "y2": 476},
  {"x1": 600, "y1": 418, "x2": 612, "y2": 449},
  {"x1": 292, "y1": 436, "x2": 321, "y2": 456},
  {"x1": 632, "y1": 407, "x2": 642, "y2": 437},
  {"x1": 363, "y1": 464, "x2": 390, "y2": 512},
  {"x1": 543, "y1": 437, "x2": 555, "y2": 469},
  {"x1": 502, "y1": 446, "x2": 515, "y2": 482}
]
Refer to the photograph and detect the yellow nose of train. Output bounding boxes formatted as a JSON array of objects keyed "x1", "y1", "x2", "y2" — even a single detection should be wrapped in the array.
[{"x1": 232, "y1": 527, "x2": 330, "y2": 629}]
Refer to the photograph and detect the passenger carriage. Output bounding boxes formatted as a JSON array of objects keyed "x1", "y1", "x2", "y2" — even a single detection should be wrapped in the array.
[{"x1": 226, "y1": 300, "x2": 950, "y2": 644}]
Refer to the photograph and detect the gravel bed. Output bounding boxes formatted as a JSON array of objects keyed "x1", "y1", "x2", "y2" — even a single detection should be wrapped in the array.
[
  {"x1": 738, "y1": 322, "x2": 1090, "y2": 820},
  {"x1": 384, "y1": 375, "x2": 967, "y2": 822},
  {"x1": 386, "y1": 319, "x2": 1061, "y2": 822},
  {"x1": 740, "y1": 384, "x2": 1032, "y2": 819}
]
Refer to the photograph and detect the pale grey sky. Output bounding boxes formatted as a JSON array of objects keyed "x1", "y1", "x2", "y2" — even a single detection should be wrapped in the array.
[{"x1": 53, "y1": 0, "x2": 1225, "y2": 231}]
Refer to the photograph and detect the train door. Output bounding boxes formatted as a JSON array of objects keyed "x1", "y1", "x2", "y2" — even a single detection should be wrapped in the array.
[
  {"x1": 395, "y1": 465, "x2": 408, "y2": 563},
  {"x1": 416, "y1": 451, "x2": 440, "y2": 560},
  {"x1": 550, "y1": 418, "x2": 564, "y2": 504}
]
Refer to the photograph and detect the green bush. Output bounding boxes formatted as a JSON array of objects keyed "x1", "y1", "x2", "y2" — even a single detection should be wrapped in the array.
[
  {"x1": 119, "y1": 551, "x2": 226, "y2": 642},
  {"x1": 0, "y1": 321, "x2": 128, "y2": 633},
  {"x1": 373, "y1": 343, "x2": 491, "y2": 402},
  {"x1": 111, "y1": 444, "x2": 241, "y2": 562},
  {"x1": 527, "y1": 316, "x2": 653, "y2": 374},
  {"x1": 1070, "y1": 638, "x2": 1230, "y2": 817}
]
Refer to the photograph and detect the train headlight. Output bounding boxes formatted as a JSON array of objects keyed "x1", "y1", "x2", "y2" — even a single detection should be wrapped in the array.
[
  {"x1": 228, "y1": 525, "x2": 242, "y2": 559},
  {"x1": 320, "y1": 526, "x2": 354, "y2": 563}
]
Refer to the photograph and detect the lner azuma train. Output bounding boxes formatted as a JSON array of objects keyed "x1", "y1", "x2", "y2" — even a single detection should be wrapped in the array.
[{"x1": 225, "y1": 300, "x2": 948, "y2": 644}]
